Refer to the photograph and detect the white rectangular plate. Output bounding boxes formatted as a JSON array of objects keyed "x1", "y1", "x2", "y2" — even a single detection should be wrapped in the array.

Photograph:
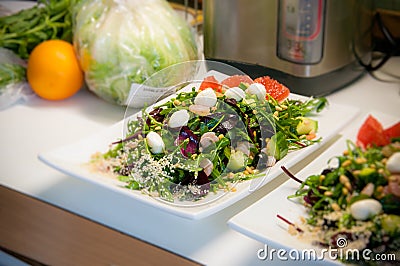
[
  {"x1": 38, "y1": 89, "x2": 360, "y2": 220},
  {"x1": 227, "y1": 112, "x2": 398, "y2": 263},
  {"x1": 39, "y1": 66, "x2": 358, "y2": 219}
]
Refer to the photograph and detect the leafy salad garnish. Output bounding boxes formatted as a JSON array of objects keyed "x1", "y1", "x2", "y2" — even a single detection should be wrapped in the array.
[{"x1": 90, "y1": 76, "x2": 327, "y2": 202}]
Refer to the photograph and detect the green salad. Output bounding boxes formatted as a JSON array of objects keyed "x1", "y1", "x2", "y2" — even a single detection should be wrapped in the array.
[
  {"x1": 285, "y1": 139, "x2": 400, "y2": 264},
  {"x1": 90, "y1": 78, "x2": 327, "y2": 202}
]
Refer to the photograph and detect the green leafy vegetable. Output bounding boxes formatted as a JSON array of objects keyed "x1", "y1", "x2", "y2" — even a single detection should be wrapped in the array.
[
  {"x1": 73, "y1": 0, "x2": 198, "y2": 106},
  {"x1": 266, "y1": 132, "x2": 288, "y2": 160},
  {"x1": 0, "y1": 0, "x2": 73, "y2": 59},
  {"x1": 0, "y1": 63, "x2": 26, "y2": 89}
]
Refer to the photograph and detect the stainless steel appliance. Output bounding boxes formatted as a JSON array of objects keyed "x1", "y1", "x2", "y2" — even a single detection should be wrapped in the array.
[{"x1": 203, "y1": 0, "x2": 373, "y2": 96}]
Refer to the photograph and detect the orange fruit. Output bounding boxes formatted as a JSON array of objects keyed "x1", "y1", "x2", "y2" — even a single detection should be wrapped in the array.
[{"x1": 27, "y1": 40, "x2": 84, "y2": 101}]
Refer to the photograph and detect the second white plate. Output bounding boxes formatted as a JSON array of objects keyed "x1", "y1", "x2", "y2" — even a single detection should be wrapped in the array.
[{"x1": 227, "y1": 112, "x2": 398, "y2": 263}]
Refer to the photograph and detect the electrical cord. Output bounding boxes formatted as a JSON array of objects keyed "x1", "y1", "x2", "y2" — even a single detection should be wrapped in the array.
[
  {"x1": 366, "y1": 12, "x2": 400, "y2": 72},
  {"x1": 354, "y1": 11, "x2": 400, "y2": 82}
]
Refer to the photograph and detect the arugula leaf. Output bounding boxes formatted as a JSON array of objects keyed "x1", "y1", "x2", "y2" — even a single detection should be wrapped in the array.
[{"x1": 266, "y1": 131, "x2": 288, "y2": 160}]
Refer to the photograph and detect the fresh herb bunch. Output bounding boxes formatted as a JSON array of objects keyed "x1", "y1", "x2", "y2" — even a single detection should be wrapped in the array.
[
  {"x1": 0, "y1": 0, "x2": 73, "y2": 59},
  {"x1": 288, "y1": 140, "x2": 400, "y2": 264},
  {"x1": 92, "y1": 82, "x2": 327, "y2": 202}
]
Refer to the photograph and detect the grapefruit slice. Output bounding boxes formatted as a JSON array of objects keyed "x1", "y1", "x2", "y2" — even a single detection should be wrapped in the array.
[
  {"x1": 221, "y1": 75, "x2": 253, "y2": 88},
  {"x1": 357, "y1": 115, "x2": 390, "y2": 148},
  {"x1": 199, "y1": 76, "x2": 223, "y2": 93},
  {"x1": 254, "y1": 76, "x2": 290, "y2": 102},
  {"x1": 384, "y1": 121, "x2": 400, "y2": 141}
]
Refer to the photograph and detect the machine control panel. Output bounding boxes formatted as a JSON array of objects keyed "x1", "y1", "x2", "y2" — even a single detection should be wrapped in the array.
[{"x1": 277, "y1": 0, "x2": 325, "y2": 64}]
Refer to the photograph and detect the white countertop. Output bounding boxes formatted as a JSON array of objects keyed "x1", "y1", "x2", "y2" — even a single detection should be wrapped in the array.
[{"x1": 1, "y1": 2, "x2": 400, "y2": 265}]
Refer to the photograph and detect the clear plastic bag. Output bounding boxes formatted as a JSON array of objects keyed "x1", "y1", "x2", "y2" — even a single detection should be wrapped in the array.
[
  {"x1": 72, "y1": 0, "x2": 199, "y2": 106},
  {"x1": 0, "y1": 48, "x2": 35, "y2": 110}
]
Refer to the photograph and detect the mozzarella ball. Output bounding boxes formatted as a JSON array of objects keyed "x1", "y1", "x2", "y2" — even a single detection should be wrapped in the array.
[
  {"x1": 224, "y1": 87, "x2": 245, "y2": 101},
  {"x1": 387, "y1": 152, "x2": 400, "y2": 174},
  {"x1": 350, "y1": 199, "x2": 382, "y2": 221},
  {"x1": 168, "y1": 109, "x2": 190, "y2": 128},
  {"x1": 146, "y1": 131, "x2": 165, "y2": 154},
  {"x1": 194, "y1": 88, "x2": 217, "y2": 107},
  {"x1": 246, "y1": 83, "x2": 266, "y2": 101}
]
